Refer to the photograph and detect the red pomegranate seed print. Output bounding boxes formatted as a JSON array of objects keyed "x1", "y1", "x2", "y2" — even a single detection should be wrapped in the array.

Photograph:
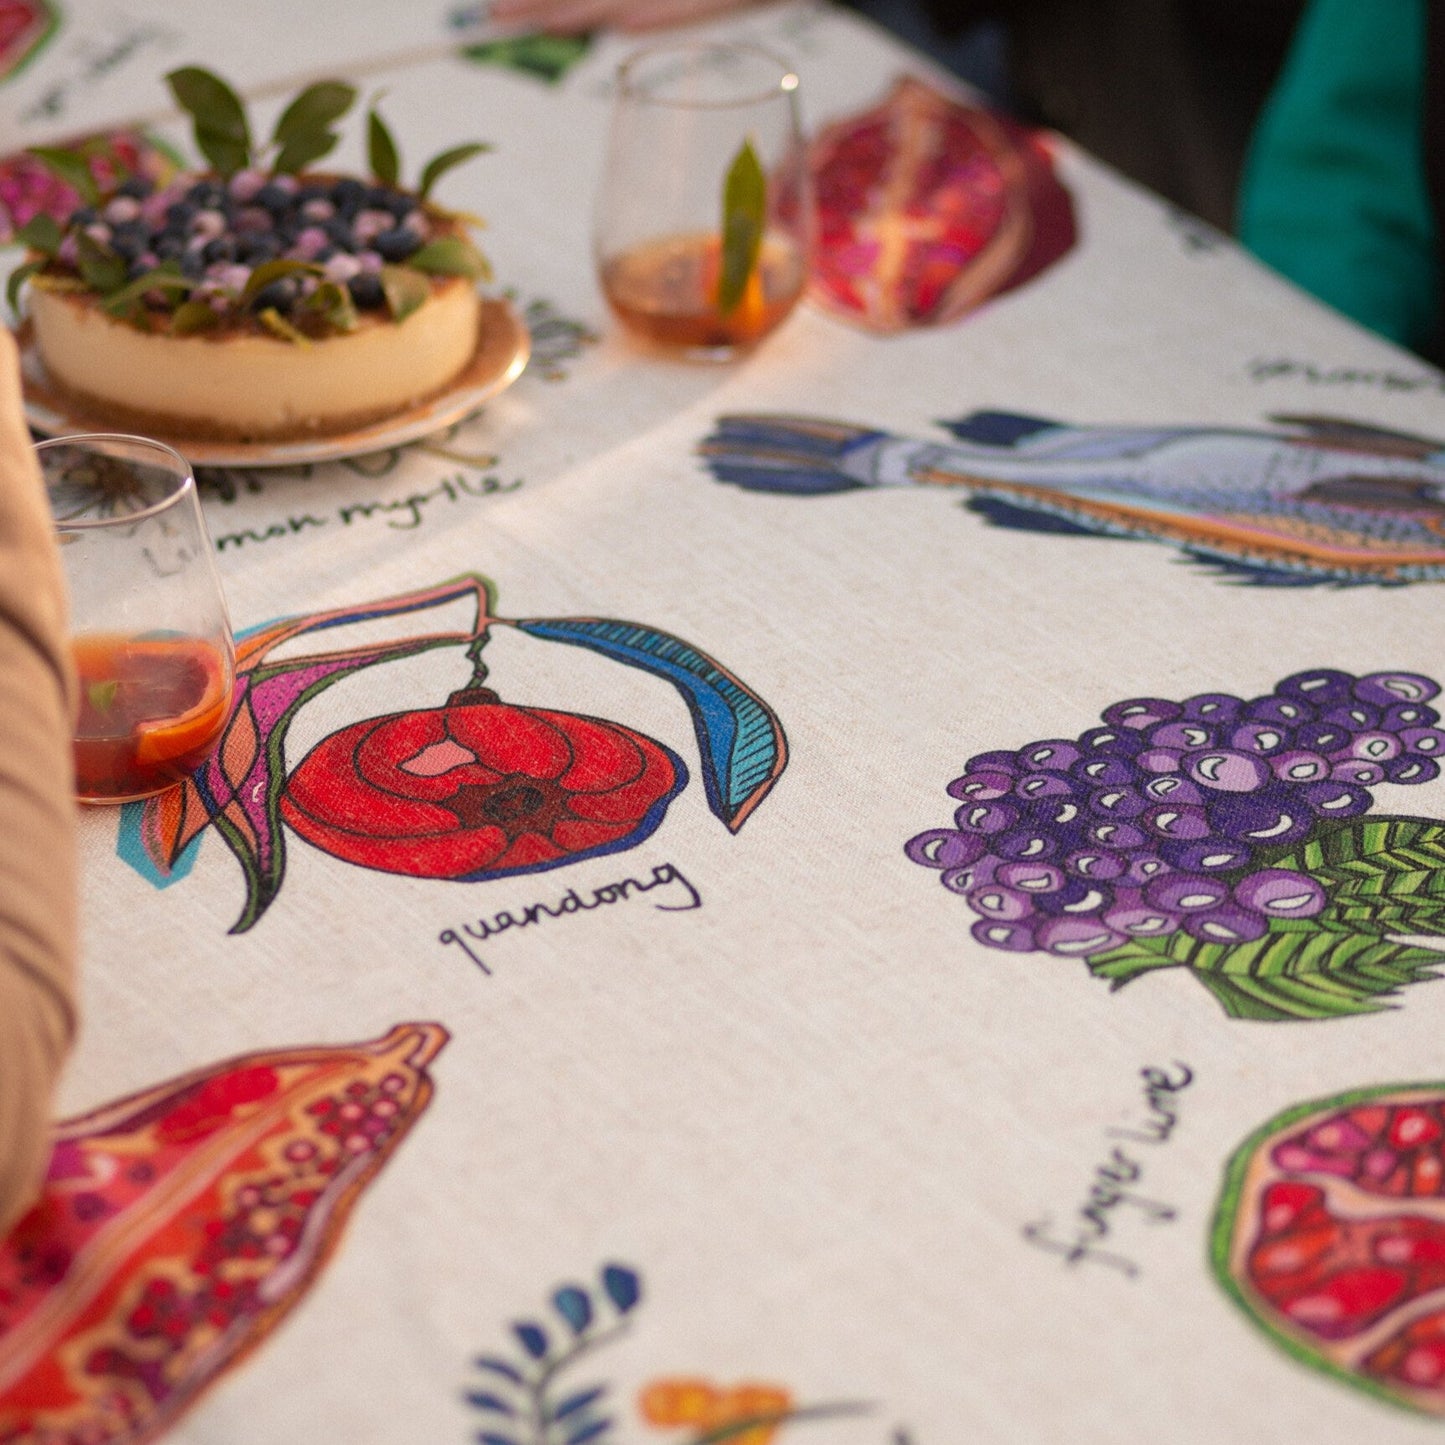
[
  {"x1": 0, "y1": 1023, "x2": 445, "y2": 1444},
  {"x1": 279, "y1": 687, "x2": 685, "y2": 880},
  {"x1": 1214, "y1": 1084, "x2": 1445, "y2": 1417}
]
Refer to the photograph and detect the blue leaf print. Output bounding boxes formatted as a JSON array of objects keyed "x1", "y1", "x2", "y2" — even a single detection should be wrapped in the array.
[
  {"x1": 465, "y1": 1391, "x2": 517, "y2": 1414},
  {"x1": 552, "y1": 1284, "x2": 594, "y2": 1333},
  {"x1": 601, "y1": 1263, "x2": 641, "y2": 1313},
  {"x1": 477, "y1": 1434, "x2": 520, "y2": 1445},
  {"x1": 472, "y1": 1356, "x2": 525, "y2": 1383},
  {"x1": 565, "y1": 1418, "x2": 613, "y2": 1445},
  {"x1": 552, "y1": 1386, "x2": 607, "y2": 1421},
  {"x1": 513, "y1": 1320, "x2": 550, "y2": 1358}
]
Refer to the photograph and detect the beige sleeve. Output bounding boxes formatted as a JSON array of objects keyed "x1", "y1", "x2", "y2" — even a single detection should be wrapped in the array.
[{"x1": 0, "y1": 328, "x2": 78, "y2": 1235}]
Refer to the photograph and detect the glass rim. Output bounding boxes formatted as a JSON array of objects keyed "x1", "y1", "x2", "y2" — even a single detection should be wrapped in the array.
[
  {"x1": 35, "y1": 432, "x2": 197, "y2": 530},
  {"x1": 614, "y1": 40, "x2": 800, "y2": 110}
]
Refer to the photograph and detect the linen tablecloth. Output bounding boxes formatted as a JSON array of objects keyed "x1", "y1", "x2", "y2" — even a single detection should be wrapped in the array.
[{"x1": 6, "y1": 4, "x2": 1445, "y2": 1441}]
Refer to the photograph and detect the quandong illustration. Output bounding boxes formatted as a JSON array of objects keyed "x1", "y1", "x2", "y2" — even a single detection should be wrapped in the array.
[
  {"x1": 698, "y1": 412, "x2": 1445, "y2": 586},
  {"x1": 118, "y1": 575, "x2": 787, "y2": 933},
  {"x1": 807, "y1": 76, "x2": 1076, "y2": 332},
  {"x1": 464, "y1": 1262, "x2": 902, "y2": 1445},
  {"x1": 906, "y1": 668, "x2": 1445, "y2": 1022},
  {"x1": 1213, "y1": 1083, "x2": 1445, "y2": 1420},
  {"x1": 0, "y1": 1023, "x2": 445, "y2": 1445}
]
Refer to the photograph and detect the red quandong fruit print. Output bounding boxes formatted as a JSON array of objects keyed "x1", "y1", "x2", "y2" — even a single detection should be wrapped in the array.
[
  {"x1": 124, "y1": 576, "x2": 786, "y2": 932},
  {"x1": 1213, "y1": 1084, "x2": 1445, "y2": 1418},
  {"x1": 0, "y1": 1023, "x2": 445, "y2": 1445},
  {"x1": 279, "y1": 684, "x2": 684, "y2": 880}
]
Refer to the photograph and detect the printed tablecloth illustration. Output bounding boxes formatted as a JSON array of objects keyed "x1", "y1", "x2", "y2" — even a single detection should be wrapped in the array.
[
  {"x1": 465, "y1": 1262, "x2": 894, "y2": 1444},
  {"x1": 0, "y1": 1023, "x2": 445, "y2": 1444},
  {"x1": 700, "y1": 412, "x2": 1445, "y2": 585},
  {"x1": 120, "y1": 576, "x2": 787, "y2": 933},
  {"x1": 906, "y1": 669, "x2": 1445, "y2": 1021},
  {"x1": 1214, "y1": 1083, "x2": 1445, "y2": 1419}
]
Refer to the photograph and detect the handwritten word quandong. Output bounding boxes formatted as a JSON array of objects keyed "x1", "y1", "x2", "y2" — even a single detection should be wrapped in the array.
[{"x1": 439, "y1": 862, "x2": 701, "y2": 975}]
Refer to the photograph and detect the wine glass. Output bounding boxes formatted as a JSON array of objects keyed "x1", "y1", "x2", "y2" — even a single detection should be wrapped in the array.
[
  {"x1": 38, "y1": 434, "x2": 235, "y2": 803},
  {"x1": 594, "y1": 40, "x2": 812, "y2": 360}
]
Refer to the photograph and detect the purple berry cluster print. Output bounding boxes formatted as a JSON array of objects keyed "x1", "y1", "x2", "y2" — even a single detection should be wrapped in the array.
[{"x1": 907, "y1": 669, "x2": 1445, "y2": 1021}]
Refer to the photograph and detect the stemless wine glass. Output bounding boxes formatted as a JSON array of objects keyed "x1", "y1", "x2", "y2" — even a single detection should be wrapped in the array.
[
  {"x1": 38, "y1": 434, "x2": 236, "y2": 803},
  {"x1": 594, "y1": 40, "x2": 813, "y2": 360}
]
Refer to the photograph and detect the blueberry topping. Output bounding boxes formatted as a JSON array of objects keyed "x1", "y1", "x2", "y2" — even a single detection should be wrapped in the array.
[
  {"x1": 153, "y1": 234, "x2": 185, "y2": 260},
  {"x1": 185, "y1": 180, "x2": 227, "y2": 210},
  {"x1": 164, "y1": 201, "x2": 198, "y2": 231},
  {"x1": 236, "y1": 234, "x2": 281, "y2": 264},
  {"x1": 70, "y1": 205, "x2": 99, "y2": 228},
  {"x1": 179, "y1": 250, "x2": 207, "y2": 280},
  {"x1": 249, "y1": 277, "x2": 301, "y2": 314},
  {"x1": 254, "y1": 182, "x2": 293, "y2": 215},
  {"x1": 116, "y1": 175, "x2": 153, "y2": 200},
  {"x1": 202, "y1": 236, "x2": 237, "y2": 265},
  {"x1": 373, "y1": 227, "x2": 421, "y2": 262},
  {"x1": 347, "y1": 272, "x2": 385, "y2": 309},
  {"x1": 322, "y1": 216, "x2": 356, "y2": 249},
  {"x1": 329, "y1": 177, "x2": 366, "y2": 214}
]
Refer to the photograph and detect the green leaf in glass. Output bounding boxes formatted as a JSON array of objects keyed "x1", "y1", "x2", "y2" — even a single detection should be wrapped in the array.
[{"x1": 717, "y1": 138, "x2": 765, "y2": 316}]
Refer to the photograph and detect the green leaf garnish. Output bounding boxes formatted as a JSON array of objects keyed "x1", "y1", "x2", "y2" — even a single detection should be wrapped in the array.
[
  {"x1": 6, "y1": 259, "x2": 43, "y2": 318},
  {"x1": 87, "y1": 679, "x2": 119, "y2": 714},
  {"x1": 257, "y1": 307, "x2": 310, "y2": 345},
  {"x1": 408, "y1": 233, "x2": 490, "y2": 279},
  {"x1": 298, "y1": 278, "x2": 358, "y2": 332},
  {"x1": 367, "y1": 104, "x2": 400, "y2": 187},
  {"x1": 14, "y1": 212, "x2": 62, "y2": 256},
  {"x1": 418, "y1": 142, "x2": 490, "y2": 201},
  {"x1": 716, "y1": 137, "x2": 765, "y2": 315},
  {"x1": 240, "y1": 257, "x2": 323, "y2": 306},
  {"x1": 171, "y1": 299, "x2": 221, "y2": 334},
  {"x1": 271, "y1": 79, "x2": 356, "y2": 174},
  {"x1": 26, "y1": 147, "x2": 100, "y2": 207},
  {"x1": 166, "y1": 66, "x2": 251, "y2": 177},
  {"x1": 74, "y1": 231, "x2": 127, "y2": 295},
  {"x1": 100, "y1": 264, "x2": 196, "y2": 316},
  {"x1": 380, "y1": 263, "x2": 429, "y2": 322}
]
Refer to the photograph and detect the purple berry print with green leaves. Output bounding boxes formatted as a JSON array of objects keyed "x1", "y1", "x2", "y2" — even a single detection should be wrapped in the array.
[{"x1": 907, "y1": 669, "x2": 1445, "y2": 1021}]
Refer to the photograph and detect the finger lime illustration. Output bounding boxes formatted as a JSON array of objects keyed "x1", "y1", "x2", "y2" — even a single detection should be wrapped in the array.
[
  {"x1": 0, "y1": 1023, "x2": 445, "y2": 1444},
  {"x1": 907, "y1": 668, "x2": 1445, "y2": 1020},
  {"x1": 1213, "y1": 1083, "x2": 1445, "y2": 1418},
  {"x1": 118, "y1": 575, "x2": 786, "y2": 932}
]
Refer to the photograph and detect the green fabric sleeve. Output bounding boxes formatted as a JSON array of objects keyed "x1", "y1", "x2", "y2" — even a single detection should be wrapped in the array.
[{"x1": 1238, "y1": 0, "x2": 1437, "y2": 350}]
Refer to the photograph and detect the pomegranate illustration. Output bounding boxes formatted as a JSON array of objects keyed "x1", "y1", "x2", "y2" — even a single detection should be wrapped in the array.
[
  {"x1": 0, "y1": 1023, "x2": 445, "y2": 1444},
  {"x1": 1215, "y1": 1083, "x2": 1445, "y2": 1417}
]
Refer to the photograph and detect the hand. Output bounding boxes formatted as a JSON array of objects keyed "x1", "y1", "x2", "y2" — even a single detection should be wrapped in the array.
[{"x1": 490, "y1": 0, "x2": 770, "y2": 36}]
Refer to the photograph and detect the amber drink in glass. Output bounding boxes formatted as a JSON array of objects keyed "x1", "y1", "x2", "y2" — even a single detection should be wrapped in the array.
[
  {"x1": 39, "y1": 434, "x2": 235, "y2": 802},
  {"x1": 595, "y1": 41, "x2": 812, "y2": 359}
]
